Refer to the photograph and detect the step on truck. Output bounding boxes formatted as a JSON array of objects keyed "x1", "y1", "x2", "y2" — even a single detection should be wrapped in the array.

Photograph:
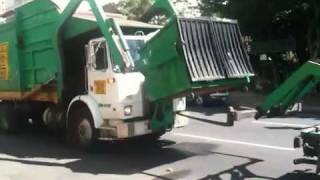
[{"x1": 0, "y1": 0, "x2": 254, "y2": 148}]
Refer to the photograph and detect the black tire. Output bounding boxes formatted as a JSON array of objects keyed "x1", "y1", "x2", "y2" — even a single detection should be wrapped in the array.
[
  {"x1": 195, "y1": 96, "x2": 204, "y2": 106},
  {"x1": 131, "y1": 131, "x2": 165, "y2": 146},
  {"x1": 142, "y1": 132, "x2": 165, "y2": 141},
  {"x1": 267, "y1": 107, "x2": 285, "y2": 118},
  {"x1": 30, "y1": 103, "x2": 52, "y2": 129},
  {"x1": 254, "y1": 106, "x2": 263, "y2": 120},
  {"x1": 67, "y1": 106, "x2": 98, "y2": 149},
  {"x1": 0, "y1": 102, "x2": 26, "y2": 133}
]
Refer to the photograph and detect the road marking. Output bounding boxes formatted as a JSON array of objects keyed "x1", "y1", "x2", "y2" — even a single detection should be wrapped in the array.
[
  {"x1": 0, "y1": 154, "x2": 79, "y2": 165},
  {"x1": 252, "y1": 121, "x2": 310, "y2": 128},
  {"x1": 173, "y1": 133, "x2": 295, "y2": 151}
]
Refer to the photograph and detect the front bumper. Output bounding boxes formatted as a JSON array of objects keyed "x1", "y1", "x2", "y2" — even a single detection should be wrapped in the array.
[
  {"x1": 99, "y1": 119, "x2": 152, "y2": 139},
  {"x1": 99, "y1": 114, "x2": 190, "y2": 139}
]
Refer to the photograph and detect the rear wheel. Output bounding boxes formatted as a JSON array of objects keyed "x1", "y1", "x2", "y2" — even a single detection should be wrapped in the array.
[
  {"x1": 30, "y1": 104, "x2": 48, "y2": 128},
  {"x1": 195, "y1": 96, "x2": 204, "y2": 106},
  {"x1": 67, "y1": 107, "x2": 98, "y2": 149},
  {"x1": 0, "y1": 102, "x2": 26, "y2": 133}
]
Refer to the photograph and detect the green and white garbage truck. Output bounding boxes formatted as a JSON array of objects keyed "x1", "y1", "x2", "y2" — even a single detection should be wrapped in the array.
[{"x1": 0, "y1": 0, "x2": 253, "y2": 148}]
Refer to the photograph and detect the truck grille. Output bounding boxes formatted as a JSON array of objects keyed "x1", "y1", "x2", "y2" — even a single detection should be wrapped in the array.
[{"x1": 177, "y1": 17, "x2": 253, "y2": 82}]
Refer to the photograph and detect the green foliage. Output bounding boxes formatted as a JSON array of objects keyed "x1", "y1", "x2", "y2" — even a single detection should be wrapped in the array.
[
  {"x1": 200, "y1": 0, "x2": 227, "y2": 17},
  {"x1": 118, "y1": 0, "x2": 154, "y2": 20},
  {"x1": 200, "y1": 0, "x2": 320, "y2": 60}
]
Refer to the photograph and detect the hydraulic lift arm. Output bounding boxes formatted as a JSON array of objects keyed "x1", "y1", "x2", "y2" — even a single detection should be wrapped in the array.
[
  {"x1": 256, "y1": 61, "x2": 320, "y2": 119},
  {"x1": 139, "y1": 0, "x2": 254, "y2": 131}
]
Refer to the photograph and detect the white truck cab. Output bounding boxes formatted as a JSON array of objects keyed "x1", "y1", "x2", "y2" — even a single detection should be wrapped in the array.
[{"x1": 67, "y1": 36, "x2": 187, "y2": 145}]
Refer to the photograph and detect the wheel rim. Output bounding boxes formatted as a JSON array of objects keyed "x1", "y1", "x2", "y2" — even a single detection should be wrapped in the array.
[
  {"x1": 78, "y1": 118, "x2": 93, "y2": 145},
  {"x1": 195, "y1": 96, "x2": 203, "y2": 105}
]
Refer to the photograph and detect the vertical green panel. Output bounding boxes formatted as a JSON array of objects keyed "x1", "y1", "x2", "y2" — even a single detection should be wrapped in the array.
[
  {"x1": 17, "y1": 0, "x2": 60, "y2": 91},
  {"x1": 0, "y1": 20, "x2": 21, "y2": 91},
  {"x1": 139, "y1": 18, "x2": 192, "y2": 101}
]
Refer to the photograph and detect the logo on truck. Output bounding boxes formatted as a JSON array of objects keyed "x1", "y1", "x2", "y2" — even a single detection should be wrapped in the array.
[
  {"x1": 0, "y1": 43, "x2": 9, "y2": 80},
  {"x1": 94, "y1": 80, "x2": 107, "y2": 94}
]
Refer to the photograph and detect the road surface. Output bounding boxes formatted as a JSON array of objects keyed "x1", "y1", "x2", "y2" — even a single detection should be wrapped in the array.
[{"x1": 0, "y1": 106, "x2": 319, "y2": 180}]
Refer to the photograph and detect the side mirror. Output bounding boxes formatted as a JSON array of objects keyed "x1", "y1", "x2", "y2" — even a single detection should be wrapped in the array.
[{"x1": 113, "y1": 65, "x2": 121, "y2": 73}]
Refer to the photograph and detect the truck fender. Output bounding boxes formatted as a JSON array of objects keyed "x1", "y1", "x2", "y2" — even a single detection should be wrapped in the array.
[{"x1": 67, "y1": 95, "x2": 104, "y2": 129}]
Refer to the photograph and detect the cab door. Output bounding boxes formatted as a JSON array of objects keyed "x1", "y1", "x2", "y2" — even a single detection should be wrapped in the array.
[{"x1": 87, "y1": 39, "x2": 110, "y2": 108}]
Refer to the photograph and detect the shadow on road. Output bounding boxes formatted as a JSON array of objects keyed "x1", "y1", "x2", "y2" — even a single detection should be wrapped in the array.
[
  {"x1": 1, "y1": 130, "x2": 319, "y2": 179},
  {"x1": 199, "y1": 152, "x2": 270, "y2": 180},
  {"x1": 264, "y1": 126, "x2": 304, "y2": 131},
  {"x1": 0, "y1": 131, "x2": 217, "y2": 178},
  {"x1": 199, "y1": 152, "x2": 320, "y2": 180},
  {"x1": 277, "y1": 170, "x2": 320, "y2": 180}
]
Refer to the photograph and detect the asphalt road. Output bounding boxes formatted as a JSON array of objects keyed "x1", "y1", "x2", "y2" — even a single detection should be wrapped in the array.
[{"x1": 0, "y1": 106, "x2": 320, "y2": 180}]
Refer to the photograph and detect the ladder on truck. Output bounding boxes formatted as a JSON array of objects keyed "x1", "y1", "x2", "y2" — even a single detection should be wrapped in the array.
[{"x1": 255, "y1": 61, "x2": 320, "y2": 119}]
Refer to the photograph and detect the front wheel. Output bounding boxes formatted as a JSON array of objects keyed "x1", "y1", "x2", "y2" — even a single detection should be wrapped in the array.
[{"x1": 67, "y1": 107, "x2": 98, "y2": 149}]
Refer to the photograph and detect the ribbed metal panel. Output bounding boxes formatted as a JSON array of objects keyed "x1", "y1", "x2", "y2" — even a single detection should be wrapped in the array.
[{"x1": 177, "y1": 17, "x2": 253, "y2": 82}]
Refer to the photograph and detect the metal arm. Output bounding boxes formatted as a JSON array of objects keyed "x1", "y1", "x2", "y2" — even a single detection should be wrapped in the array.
[
  {"x1": 87, "y1": 0, "x2": 134, "y2": 70},
  {"x1": 256, "y1": 61, "x2": 320, "y2": 119},
  {"x1": 140, "y1": 0, "x2": 178, "y2": 23},
  {"x1": 53, "y1": 0, "x2": 134, "y2": 100}
]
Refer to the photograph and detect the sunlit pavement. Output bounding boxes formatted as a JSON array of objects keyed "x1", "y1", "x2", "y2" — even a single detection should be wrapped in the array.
[{"x1": 0, "y1": 106, "x2": 320, "y2": 180}]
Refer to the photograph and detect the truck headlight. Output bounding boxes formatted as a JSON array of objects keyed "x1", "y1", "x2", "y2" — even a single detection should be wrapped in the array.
[{"x1": 124, "y1": 106, "x2": 132, "y2": 116}]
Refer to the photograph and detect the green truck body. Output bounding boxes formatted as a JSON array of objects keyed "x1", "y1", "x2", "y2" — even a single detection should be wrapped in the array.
[
  {"x1": 0, "y1": 0, "x2": 158, "y2": 102},
  {"x1": 0, "y1": 0, "x2": 253, "y2": 103}
]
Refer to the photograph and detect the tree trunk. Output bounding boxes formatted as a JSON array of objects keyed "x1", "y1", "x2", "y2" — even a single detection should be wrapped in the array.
[{"x1": 307, "y1": 0, "x2": 320, "y2": 59}]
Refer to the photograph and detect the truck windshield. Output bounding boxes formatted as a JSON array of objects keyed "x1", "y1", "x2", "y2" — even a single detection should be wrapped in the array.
[
  {"x1": 126, "y1": 39, "x2": 145, "y2": 62},
  {"x1": 93, "y1": 41, "x2": 108, "y2": 70},
  {"x1": 111, "y1": 37, "x2": 146, "y2": 73}
]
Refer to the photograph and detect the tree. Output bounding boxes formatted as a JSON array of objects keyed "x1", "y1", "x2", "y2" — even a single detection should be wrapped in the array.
[
  {"x1": 117, "y1": 0, "x2": 154, "y2": 20},
  {"x1": 200, "y1": 0, "x2": 320, "y2": 60},
  {"x1": 200, "y1": 0, "x2": 227, "y2": 17},
  {"x1": 305, "y1": 0, "x2": 320, "y2": 59}
]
